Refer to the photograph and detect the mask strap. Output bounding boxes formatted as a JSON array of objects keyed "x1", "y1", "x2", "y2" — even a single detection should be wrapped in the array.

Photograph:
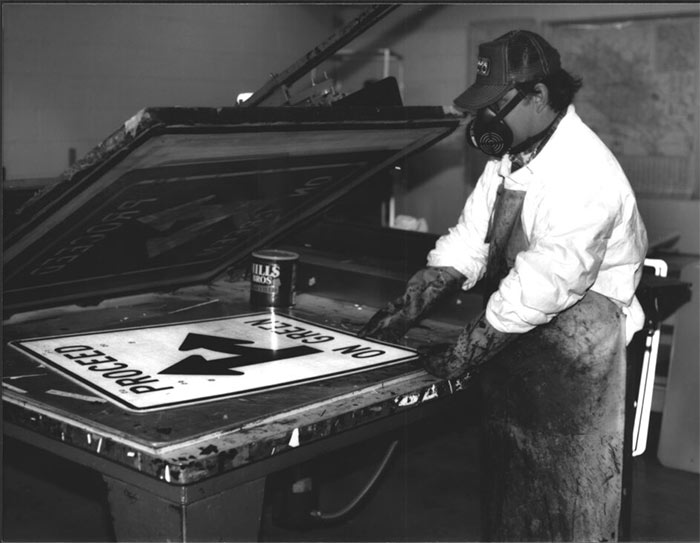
[{"x1": 489, "y1": 89, "x2": 527, "y2": 123}]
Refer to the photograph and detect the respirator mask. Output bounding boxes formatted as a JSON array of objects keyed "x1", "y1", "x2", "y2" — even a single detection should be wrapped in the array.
[{"x1": 466, "y1": 89, "x2": 526, "y2": 157}]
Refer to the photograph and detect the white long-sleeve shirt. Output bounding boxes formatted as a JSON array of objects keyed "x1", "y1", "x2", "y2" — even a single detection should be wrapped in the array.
[{"x1": 427, "y1": 105, "x2": 648, "y2": 343}]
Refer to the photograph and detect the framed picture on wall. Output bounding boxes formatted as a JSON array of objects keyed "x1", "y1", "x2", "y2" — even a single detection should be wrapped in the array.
[{"x1": 544, "y1": 14, "x2": 700, "y2": 199}]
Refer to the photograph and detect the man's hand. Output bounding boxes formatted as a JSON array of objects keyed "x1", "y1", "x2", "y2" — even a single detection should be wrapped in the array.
[
  {"x1": 419, "y1": 343, "x2": 469, "y2": 380},
  {"x1": 357, "y1": 266, "x2": 464, "y2": 343},
  {"x1": 357, "y1": 299, "x2": 412, "y2": 343},
  {"x1": 421, "y1": 312, "x2": 517, "y2": 379}
]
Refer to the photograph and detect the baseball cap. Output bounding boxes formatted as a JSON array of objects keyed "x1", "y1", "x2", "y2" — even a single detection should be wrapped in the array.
[{"x1": 454, "y1": 30, "x2": 561, "y2": 112}]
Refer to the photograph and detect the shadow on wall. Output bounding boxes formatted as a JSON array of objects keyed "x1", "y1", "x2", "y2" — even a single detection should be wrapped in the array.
[
  {"x1": 397, "y1": 129, "x2": 493, "y2": 234},
  {"x1": 403, "y1": 123, "x2": 490, "y2": 193},
  {"x1": 403, "y1": 138, "x2": 466, "y2": 192},
  {"x1": 298, "y1": 4, "x2": 338, "y2": 27}
]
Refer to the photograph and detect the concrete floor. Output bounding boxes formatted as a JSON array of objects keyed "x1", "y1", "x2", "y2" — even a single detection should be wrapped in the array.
[{"x1": 2, "y1": 407, "x2": 698, "y2": 542}]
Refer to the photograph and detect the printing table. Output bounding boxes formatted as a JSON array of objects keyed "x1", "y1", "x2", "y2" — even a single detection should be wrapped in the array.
[
  {"x1": 1, "y1": 99, "x2": 469, "y2": 542},
  {"x1": 5, "y1": 92, "x2": 689, "y2": 541},
  {"x1": 3, "y1": 272, "x2": 473, "y2": 542}
]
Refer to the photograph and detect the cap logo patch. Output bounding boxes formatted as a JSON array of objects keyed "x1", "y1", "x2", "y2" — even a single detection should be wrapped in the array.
[{"x1": 477, "y1": 56, "x2": 490, "y2": 76}]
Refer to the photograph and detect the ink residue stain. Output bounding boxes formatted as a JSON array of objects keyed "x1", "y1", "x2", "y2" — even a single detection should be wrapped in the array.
[{"x1": 199, "y1": 444, "x2": 219, "y2": 455}]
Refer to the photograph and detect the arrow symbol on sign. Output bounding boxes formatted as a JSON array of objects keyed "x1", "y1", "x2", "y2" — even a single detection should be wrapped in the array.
[{"x1": 159, "y1": 333, "x2": 322, "y2": 375}]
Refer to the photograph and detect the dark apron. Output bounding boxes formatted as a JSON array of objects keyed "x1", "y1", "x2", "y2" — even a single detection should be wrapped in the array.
[{"x1": 480, "y1": 184, "x2": 626, "y2": 542}]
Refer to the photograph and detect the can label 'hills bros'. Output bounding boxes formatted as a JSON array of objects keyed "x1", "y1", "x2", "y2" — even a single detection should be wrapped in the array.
[{"x1": 250, "y1": 249, "x2": 299, "y2": 308}]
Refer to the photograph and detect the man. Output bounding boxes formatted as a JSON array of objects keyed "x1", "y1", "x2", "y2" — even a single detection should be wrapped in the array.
[{"x1": 359, "y1": 30, "x2": 648, "y2": 542}]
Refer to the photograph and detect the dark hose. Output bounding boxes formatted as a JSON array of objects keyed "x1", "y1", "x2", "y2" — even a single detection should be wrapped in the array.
[{"x1": 309, "y1": 439, "x2": 400, "y2": 522}]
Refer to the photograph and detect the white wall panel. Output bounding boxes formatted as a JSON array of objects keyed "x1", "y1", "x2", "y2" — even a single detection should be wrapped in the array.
[{"x1": 2, "y1": 4, "x2": 336, "y2": 179}]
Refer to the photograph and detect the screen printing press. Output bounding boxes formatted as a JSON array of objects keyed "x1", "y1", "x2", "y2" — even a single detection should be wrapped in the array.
[
  {"x1": 10, "y1": 90, "x2": 700, "y2": 543},
  {"x1": 2, "y1": 103, "x2": 491, "y2": 541},
  {"x1": 3, "y1": 7, "x2": 693, "y2": 534},
  {"x1": 4, "y1": 106, "x2": 692, "y2": 543},
  {"x1": 5, "y1": 107, "x2": 696, "y2": 543}
]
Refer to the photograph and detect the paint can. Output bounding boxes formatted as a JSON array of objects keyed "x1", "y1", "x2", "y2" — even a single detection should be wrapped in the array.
[{"x1": 250, "y1": 249, "x2": 299, "y2": 308}]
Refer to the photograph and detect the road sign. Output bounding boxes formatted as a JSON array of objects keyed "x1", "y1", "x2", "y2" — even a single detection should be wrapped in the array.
[{"x1": 9, "y1": 312, "x2": 418, "y2": 412}]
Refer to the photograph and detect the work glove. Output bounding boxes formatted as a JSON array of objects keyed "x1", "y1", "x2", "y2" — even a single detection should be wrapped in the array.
[
  {"x1": 421, "y1": 311, "x2": 515, "y2": 380},
  {"x1": 357, "y1": 266, "x2": 464, "y2": 343}
]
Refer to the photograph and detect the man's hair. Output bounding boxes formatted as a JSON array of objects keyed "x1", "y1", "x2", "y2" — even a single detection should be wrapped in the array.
[
  {"x1": 516, "y1": 69, "x2": 583, "y2": 112},
  {"x1": 505, "y1": 31, "x2": 583, "y2": 112}
]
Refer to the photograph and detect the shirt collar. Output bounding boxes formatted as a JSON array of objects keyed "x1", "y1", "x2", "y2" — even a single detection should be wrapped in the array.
[
  {"x1": 498, "y1": 105, "x2": 573, "y2": 182},
  {"x1": 509, "y1": 108, "x2": 566, "y2": 169}
]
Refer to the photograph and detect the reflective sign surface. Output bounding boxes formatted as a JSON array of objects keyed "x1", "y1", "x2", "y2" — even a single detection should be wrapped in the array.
[{"x1": 10, "y1": 312, "x2": 418, "y2": 412}]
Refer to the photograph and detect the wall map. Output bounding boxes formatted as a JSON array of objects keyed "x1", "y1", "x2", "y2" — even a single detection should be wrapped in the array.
[{"x1": 548, "y1": 15, "x2": 699, "y2": 198}]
